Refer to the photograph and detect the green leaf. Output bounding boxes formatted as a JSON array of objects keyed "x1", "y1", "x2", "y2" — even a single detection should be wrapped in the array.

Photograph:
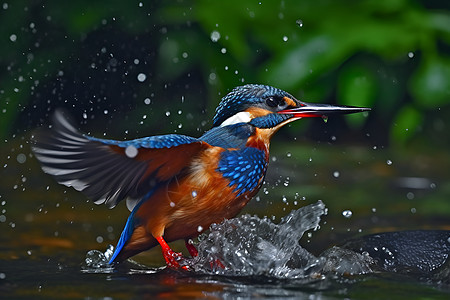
[
  {"x1": 337, "y1": 64, "x2": 377, "y2": 128},
  {"x1": 390, "y1": 105, "x2": 423, "y2": 143},
  {"x1": 262, "y1": 36, "x2": 345, "y2": 89},
  {"x1": 410, "y1": 57, "x2": 450, "y2": 109}
]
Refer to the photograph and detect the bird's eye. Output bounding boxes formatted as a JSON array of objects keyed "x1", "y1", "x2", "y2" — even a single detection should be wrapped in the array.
[{"x1": 265, "y1": 96, "x2": 280, "y2": 108}]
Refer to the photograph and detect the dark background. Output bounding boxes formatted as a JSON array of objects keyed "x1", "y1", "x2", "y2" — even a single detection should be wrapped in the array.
[
  {"x1": 1, "y1": 0, "x2": 449, "y2": 146},
  {"x1": 0, "y1": 0, "x2": 449, "y2": 266}
]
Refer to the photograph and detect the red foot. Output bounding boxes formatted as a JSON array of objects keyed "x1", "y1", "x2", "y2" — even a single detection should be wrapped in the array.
[
  {"x1": 210, "y1": 258, "x2": 225, "y2": 269},
  {"x1": 185, "y1": 239, "x2": 198, "y2": 257},
  {"x1": 156, "y1": 236, "x2": 188, "y2": 270}
]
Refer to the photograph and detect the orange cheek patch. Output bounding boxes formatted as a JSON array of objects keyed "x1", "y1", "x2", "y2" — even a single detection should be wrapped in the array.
[
  {"x1": 283, "y1": 97, "x2": 297, "y2": 107},
  {"x1": 245, "y1": 107, "x2": 272, "y2": 118}
]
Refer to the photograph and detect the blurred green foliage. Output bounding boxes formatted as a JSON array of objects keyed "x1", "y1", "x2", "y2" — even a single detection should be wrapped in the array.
[{"x1": 0, "y1": 0, "x2": 449, "y2": 145}]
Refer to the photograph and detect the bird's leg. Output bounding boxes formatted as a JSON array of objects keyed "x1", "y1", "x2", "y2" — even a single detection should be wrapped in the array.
[
  {"x1": 185, "y1": 239, "x2": 198, "y2": 257},
  {"x1": 155, "y1": 236, "x2": 188, "y2": 270}
]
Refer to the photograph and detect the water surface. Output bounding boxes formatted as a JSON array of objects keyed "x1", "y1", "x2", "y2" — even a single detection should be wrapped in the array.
[{"x1": 1, "y1": 139, "x2": 449, "y2": 299}]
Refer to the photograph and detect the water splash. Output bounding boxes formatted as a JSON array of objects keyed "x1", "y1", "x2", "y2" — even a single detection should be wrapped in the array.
[
  {"x1": 83, "y1": 244, "x2": 114, "y2": 271},
  {"x1": 84, "y1": 201, "x2": 374, "y2": 278},
  {"x1": 186, "y1": 201, "x2": 374, "y2": 278},
  {"x1": 185, "y1": 201, "x2": 315, "y2": 277}
]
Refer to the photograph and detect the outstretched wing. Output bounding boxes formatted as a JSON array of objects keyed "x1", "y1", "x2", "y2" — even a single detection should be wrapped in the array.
[{"x1": 32, "y1": 110, "x2": 210, "y2": 209}]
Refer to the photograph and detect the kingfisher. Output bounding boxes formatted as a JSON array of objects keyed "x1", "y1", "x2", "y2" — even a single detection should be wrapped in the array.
[{"x1": 32, "y1": 84, "x2": 369, "y2": 269}]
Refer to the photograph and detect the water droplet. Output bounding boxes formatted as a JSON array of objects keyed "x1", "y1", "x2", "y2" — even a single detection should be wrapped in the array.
[
  {"x1": 191, "y1": 190, "x2": 198, "y2": 198},
  {"x1": 282, "y1": 36, "x2": 288, "y2": 42},
  {"x1": 296, "y1": 19, "x2": 303, "y2": 27},
  {"x1": 410, "y1": 207, "x2": 416, "y2": 214},
  {"x1": 386, "y1": 159, "x2": 393, "y2": 165},
  {"x1": 16, "y1": 153, "x2": 26, "y2": 164},
  {"x1": 342, "y1": 210, "x2": 352, "y2": 218},
  {"x1": 96, "y1": 236, "x2": 104, "y2": 243},
  {"x1": 197, "y1": 225, "x2": 203, "y2": 232},
  {"x1": 406, "y1": 192, "x2": 415, "y2": 200},
  {"x1": 333, "y1": 171, "x2": 340, "y2": 178},
  {"x1": 408, "y1": 51, "x2": 414, "y2": 58},
  {"x1": 104, "y1": 244, "x2": 114, "y2": 261},
  {"x1": 144, "y1": 98, "x2": 151, "y2": 105},
  {"x1": 210, "y1": 31, "x2": 221, "y2": 42},
  {"x1": 137, "y1": 73, "x2": 146, "y2": 82},
  {"x1": 169, "y1": 201, "x2": 175, "y2": 207},
  {"x1": 125, "y1": 145, "x2": 138, "y2": 158},
  {"x1": 9, "y1": 34, "x2": 17, "y2": 42},
  {"x1": 85, "y1": 249, "x2": 109, "y2": 268}
]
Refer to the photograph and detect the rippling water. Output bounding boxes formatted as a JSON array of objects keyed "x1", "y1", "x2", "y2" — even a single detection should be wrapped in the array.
[
  {"x1": 2, "y1": 140, "x2": 450, "y2": 299},
  {"x1": 77, "y1": 201, "x2": 449, "y2": 299}
]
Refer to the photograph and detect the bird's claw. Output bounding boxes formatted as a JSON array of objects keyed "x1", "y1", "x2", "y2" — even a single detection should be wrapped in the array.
[
  {"x1": 162, "y1": 249, "x2": 188, "y2": 270},
  {"x1": 209, "y1": 258, "x2": 225, "y2": 270}
]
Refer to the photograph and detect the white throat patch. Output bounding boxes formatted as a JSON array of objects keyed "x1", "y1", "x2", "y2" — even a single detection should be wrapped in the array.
[{"x1": 220, "y1": 111, "x2": 252, "y2": 127}]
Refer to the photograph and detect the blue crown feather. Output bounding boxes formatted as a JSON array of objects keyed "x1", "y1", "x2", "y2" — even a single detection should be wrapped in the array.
[{"x1": 212, "y1": 84, "x2": 293, "y2": 127}]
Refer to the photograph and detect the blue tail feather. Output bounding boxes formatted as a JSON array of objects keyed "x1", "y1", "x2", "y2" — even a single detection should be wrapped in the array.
[
  {"x1": 108, "y1": 185, "x2": 159, "y2": 264},
  {"x1": 108, "y1": 200, "x2": 144, "y2": 264}
]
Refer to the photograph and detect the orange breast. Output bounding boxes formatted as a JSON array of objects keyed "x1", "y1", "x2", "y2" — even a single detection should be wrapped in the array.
[{"x1": 135, "y1": 146, "x2": 261, "y2": 242}]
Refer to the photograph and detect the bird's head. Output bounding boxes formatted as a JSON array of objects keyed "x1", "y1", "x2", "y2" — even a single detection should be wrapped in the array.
[{"x1": 213, "y1": 84, "x2": 370, "y2": 133}]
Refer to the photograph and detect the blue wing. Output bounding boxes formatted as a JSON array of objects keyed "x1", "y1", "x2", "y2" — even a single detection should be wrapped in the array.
[
  {"x1": 32, "y1": 110, "x2": 209, "y2": 209},
  {"x1": 87, "y1": 134, "x2": 199, "y2": 149}
]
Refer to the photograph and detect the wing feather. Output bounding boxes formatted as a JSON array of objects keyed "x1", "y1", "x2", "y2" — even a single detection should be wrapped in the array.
[{"x1": 32, "y1": 110, "x2": 210, "y2": 209}]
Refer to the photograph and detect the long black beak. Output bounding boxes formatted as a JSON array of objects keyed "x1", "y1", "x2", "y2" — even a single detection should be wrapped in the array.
[{"x1": 278, "y1": 102, "x2": 371, "y2": 118}]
